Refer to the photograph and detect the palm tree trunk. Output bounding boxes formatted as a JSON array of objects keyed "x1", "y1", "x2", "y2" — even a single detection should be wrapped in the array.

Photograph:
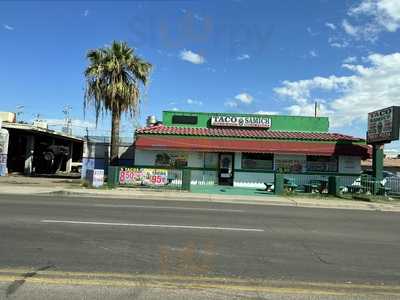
[{"x1": 110, "y1": 108, "x2": 120, "y2": 166}]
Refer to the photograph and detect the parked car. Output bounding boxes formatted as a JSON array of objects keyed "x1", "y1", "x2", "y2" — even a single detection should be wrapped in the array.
[
  {"x1": 360, "y1": 170, "x2": 400, "y2": 194},
  {"x1": 71, "y1": 162, "x2": 82, "y2": 173}
]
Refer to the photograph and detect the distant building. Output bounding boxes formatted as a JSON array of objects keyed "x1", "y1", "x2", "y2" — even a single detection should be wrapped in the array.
[
  {"x1": 81, "y1": 136, "x2": 134, "y2": 178},
  {"x1": 0, "y1": 112, "x2": 83, "y2": 176}
]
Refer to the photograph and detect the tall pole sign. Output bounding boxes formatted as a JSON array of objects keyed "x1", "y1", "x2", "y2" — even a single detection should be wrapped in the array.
[{"x1": 367, "y1": 106, "x2": 400, "y2": 181}]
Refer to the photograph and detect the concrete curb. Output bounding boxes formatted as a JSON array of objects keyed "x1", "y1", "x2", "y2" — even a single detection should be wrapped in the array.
[
  {"x1": 1, "y1": 183, "x2": 400, "y2": 212},
  {"x1": 0, "y1": 185, "x2": 397, "y2": 212}
]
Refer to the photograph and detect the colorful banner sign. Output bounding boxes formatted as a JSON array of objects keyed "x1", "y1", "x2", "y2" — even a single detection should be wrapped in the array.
[
  {"x1": 0, "y1": 128, "x2": 9, "y2": 176},
  {"x1": 92, "y1": 169, "x2": 104, "y2": 188},
  {"x1": 367, "y1": 106, "x2": 400, "y2": 144},
  {"x1": 119, "y1": 168, "x2": 169, "y2": 186},
  {"x1": 211, "y1": 115, "x2": 271, "y2": 128}
]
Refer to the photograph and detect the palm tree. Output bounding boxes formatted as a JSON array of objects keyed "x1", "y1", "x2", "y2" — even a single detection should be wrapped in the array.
[{"x1": 84, "y1": 41, "x2": 151, "y2": 166}]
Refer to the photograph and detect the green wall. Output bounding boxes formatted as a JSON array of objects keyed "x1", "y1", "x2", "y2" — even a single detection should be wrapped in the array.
[{"x1": 162, "y1": 111, "x2": 329, "y2": 132}]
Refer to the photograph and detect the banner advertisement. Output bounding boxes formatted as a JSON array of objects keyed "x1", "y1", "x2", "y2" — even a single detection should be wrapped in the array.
[
  {"x1": 0, "y1": 128, "x2": 9, "y2": 176},
  {"x1": 119, "y1": 168, "x2": 169, "y2": 186}
]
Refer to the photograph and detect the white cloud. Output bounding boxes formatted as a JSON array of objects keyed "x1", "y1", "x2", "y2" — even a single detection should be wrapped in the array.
[
  {"x1": 224, "y1": 100, "x2": 238, "y2": 108},
  {"x1": 274, "y1": 52, "x2": 400, "y2": 128},
  {"x1": 236, "y1": 54, "x2": 250, "y2": 61},
  {"x1": 206, "y1": 67, "x2": 216, "y2": 73},
  {"x1": 171, "y1": 107, "x2": 180, "y2": 111},
  {"x1": 235, "y1": 93, "x2": 253, "y2": 104},
  {"x1": 194, "y1": 14, "x2": 204, "y2": 21},
  {"x1": 255, "y1": 111, "x2": 279, "y2": 115},
  {"x1": 180, "y1": 49, "x2": 205, "y2": 64},
  {"x1": 306, "y1": 27, "x2": 319, "y2": 36},
  {"x1": 339, "y1": 0, "x2": 400, "y2": 42},
  {"x1": 309, "y1": 50, "x2": 318, "y2": 57},
  {"x1": 83, "y1": 9, "x2": 89, "y2": 17},
  {"x1": 343, "y1": 56, "x2": 358, "y2": 63},
  {"x1": 342, "y1": 19, "x2": 359, "y2": 36},
  {"x1": 186, "y1": 98, "x2": 203, "y2": 106},
  {"x1": 350, "y1": 0, "x2": 400, "y2": 32},
  {"x1": 328, "y1": 37, "x2": 349, "y2": 48},
  {"x1": 45, "y1": 118, "x2": 96, "y2": 129},
  {"x1": 3, "y1": 24, "x2": 14, "y2": 31},
  {"x1": 325, "y1": 22, "x2": 337, "y2": 30}
]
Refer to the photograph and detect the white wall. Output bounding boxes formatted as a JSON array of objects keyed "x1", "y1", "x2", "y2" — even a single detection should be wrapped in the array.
[
  {"x1": 134, "y1": 149, "x2": 156, "y2": 165},
  {"x1": 234, "y1": 172, "x2": 274, "y2": 188},
  {"x1": 191, "y1": 170, "x2": 218, "y2": 185},
  {"x1": 339, "y1": 156, "x2": 361, "y2": 174}
]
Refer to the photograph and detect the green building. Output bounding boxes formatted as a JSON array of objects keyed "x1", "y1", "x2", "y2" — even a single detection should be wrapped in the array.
[{"x1": 134, "y1": 111, "x2": 370, "y2": 188}]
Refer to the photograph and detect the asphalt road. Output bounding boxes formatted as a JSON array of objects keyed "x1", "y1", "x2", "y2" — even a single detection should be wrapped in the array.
[{"x1": 0, "y1": 194, "x2": 399, "y2": 299}]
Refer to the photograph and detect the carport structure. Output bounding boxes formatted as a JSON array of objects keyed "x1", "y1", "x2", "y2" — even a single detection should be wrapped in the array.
[{"x1": 2, "y1": 122, "x2": 83, "y2": 175}]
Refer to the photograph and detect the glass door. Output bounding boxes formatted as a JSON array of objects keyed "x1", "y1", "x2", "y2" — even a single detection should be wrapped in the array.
[{"x1": 218, "y1": 153, "x2": 234, "y2": 185}]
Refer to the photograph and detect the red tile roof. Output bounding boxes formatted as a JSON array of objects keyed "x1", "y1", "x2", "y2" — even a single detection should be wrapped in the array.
[
  {"x1": 136, "y1": 125, "x2": 364, "y2": 142},
  {"x1": 135, "y1": 136, "x2": 371, "y2": 158}
]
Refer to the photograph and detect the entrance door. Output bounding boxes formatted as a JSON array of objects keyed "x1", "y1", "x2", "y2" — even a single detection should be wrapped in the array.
[{"x1": 218, "y1": 153, "x2": 234, "y2": 185}]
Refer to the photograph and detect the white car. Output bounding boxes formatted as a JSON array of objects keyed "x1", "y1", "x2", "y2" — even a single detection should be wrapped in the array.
[{"x1": 358, "y1": 170, "x2": 400, "y2": 194}]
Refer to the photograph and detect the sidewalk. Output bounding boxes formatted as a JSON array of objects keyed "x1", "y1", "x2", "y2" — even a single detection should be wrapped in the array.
[{"x1": 1, "y1": 176, "x2": 400, "y2": 212}]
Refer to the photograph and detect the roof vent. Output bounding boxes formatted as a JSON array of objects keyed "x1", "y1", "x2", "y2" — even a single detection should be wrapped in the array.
[{"x1": 146, "y1": 115, "x2": 157, "y2": 126}]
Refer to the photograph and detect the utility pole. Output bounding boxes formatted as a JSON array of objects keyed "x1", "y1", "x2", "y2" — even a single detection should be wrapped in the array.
[
  {"x1": 33, "y1": 113, "x2": 41, "y2": 122},
  {"x1": 314, "y1": 102, "x2": 320, "y2": 117},
  {"x1": 16, "y1": 105, "x2": 24, "y2": 123},
  {"x1": 62, "y1": 105, "x2": 72, "y2": 135}
]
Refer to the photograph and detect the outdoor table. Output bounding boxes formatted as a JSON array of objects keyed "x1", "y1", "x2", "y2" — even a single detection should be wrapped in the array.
[
  {"x1": 304, "y1": 183, "x2": 319, "y2": 193},
  {"x1": 347, "y1": 185, "x2": 367, "y2": 194},
  {"x1": 378, "y1": 186, "x2": 391, "y2": 196},
  {"x1": 284, "y1": 178, "x2": 297, "y2": 192},
  {"x1": 317, "y1": 179, "x2": 328, "y2": 193},
  {"x1": 264, "y1": 182, "x2": 274, "y2": 191},
  {"x1": 306, "y1": 179, "x2": 328, "y2": 193}
]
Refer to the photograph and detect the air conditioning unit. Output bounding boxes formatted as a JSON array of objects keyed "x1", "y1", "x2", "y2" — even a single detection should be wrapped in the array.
[
  {"x1": 33, "y1": 121, "x2": 48, "y2": 129},
  {"x1": 0, "y1": 112, "x2": 16, "y2": 123}
]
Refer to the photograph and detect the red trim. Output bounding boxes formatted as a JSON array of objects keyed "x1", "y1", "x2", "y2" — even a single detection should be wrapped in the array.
[{"x1": 135, "y1": 136, "x2": 371, "y2": 158}]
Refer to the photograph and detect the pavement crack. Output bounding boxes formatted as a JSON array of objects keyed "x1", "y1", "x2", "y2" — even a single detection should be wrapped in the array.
[
  {"x1": 289, "y1": 220, "x2": 334, "y2": 266},
  {"x1": 5, "y1": 264, "x2": 54, "y2": 297},
  {"x1": 300, "y1": 241, "x2": 333, "y2": 265}
]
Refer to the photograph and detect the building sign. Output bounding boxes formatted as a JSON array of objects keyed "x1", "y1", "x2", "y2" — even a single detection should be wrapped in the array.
[
  {"x1": 0, "y1": 128, "x2": 9, "y2": 176},
  {"x1": 211, "y1": 115, "x2": 271, "y2": 128},
  {"x1": 119, "y1": 168, "x2": 169, "y2": 186},
  {"x1": 367, "y1": 106, "x2": 400, "y2": 144}
]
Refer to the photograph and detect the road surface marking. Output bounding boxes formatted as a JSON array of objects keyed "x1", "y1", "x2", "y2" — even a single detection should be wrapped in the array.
[
  {"x1": 92, "y1": 204, "x2": 244, "y2": 213},
  {"x1": 41, "y1": 220, "x2": 264, "y2": 232}
]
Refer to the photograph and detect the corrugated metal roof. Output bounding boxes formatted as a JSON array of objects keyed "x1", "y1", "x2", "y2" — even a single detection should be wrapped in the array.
[
  {"x1": 136, "y1": 125, "x2": 364, "y2": 142},
  {"x1": 1, "y1": 122, "x2": 83, "y2": 142}
]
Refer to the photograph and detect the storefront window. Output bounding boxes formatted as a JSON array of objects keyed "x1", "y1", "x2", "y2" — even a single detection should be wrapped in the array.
[
  {"x1": 306, "y1": 156, "x2": 338, "y2": 172},
  {"x1": 242, "y1": 153, "x2": 273, "y2": 170},
  {"x1": 275, "y1": 159, "x2": 305, "y2": 173},
  {"x1": 155, "y1": 152, "x2": 188, "y2": 168},
  {"x1": 204, "y1": 153, "x2": 218, "y2": 168}
]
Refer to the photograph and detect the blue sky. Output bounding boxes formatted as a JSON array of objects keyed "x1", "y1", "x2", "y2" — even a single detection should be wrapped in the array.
[{"x1": 1, "y1": 0, "x2": 400, "y2": 149}]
